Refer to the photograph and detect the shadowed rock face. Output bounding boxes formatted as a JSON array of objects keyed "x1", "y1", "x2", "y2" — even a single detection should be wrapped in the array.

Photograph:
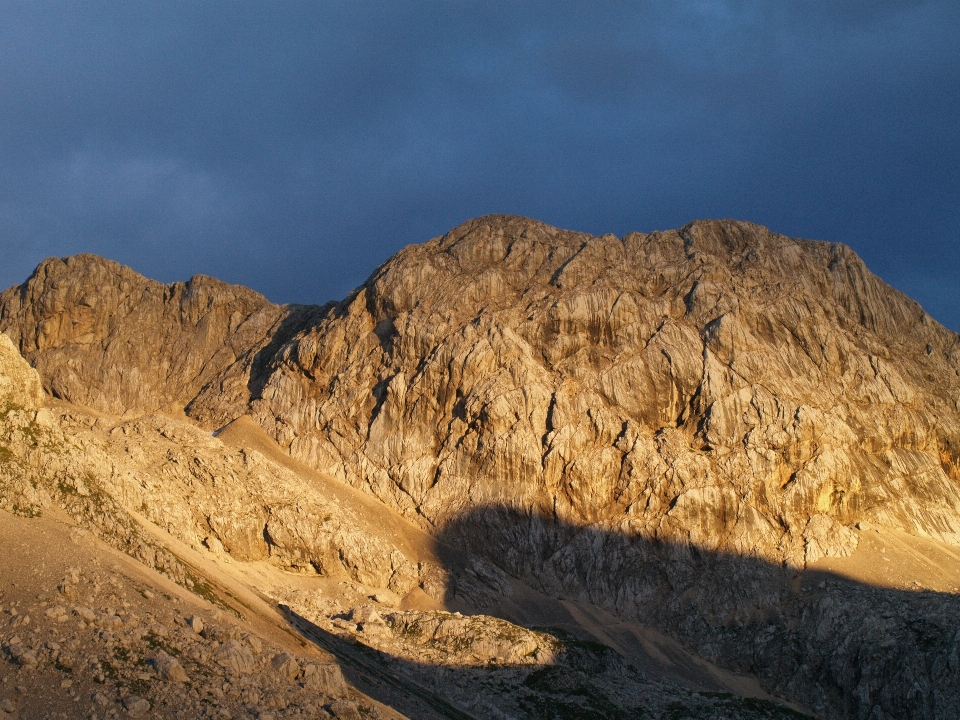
[{"x1": 431, "y1": 505, "x2": 960, "y2": 720}]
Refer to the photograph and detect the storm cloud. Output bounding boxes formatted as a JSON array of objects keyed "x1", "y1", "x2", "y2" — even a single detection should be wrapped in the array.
[{"x1": 2, "y1": 2, "x2": 958, "y2": 327}]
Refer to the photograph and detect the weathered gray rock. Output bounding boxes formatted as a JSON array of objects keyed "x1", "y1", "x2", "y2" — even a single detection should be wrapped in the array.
[
  {"x1": 122, "y1": 695, "x2": 150, "y2": 718},
  {"x1": 302, "y1": 663, "x2": 348, "y2": 696},
  {"x1": 328, "y1": 699, "x2": 362, "y2": 720},
  {"x1": 215, "y1": 639, "x2": 255, "y2": 675},
  {"x1": 16, "y1": 650, "x2": 36, "y2": 668},
  {"x1": 149, "y1": 651, "x2": 188, "y2": 682},
  {"x1": 270, "y1": 651, "x2": 300, "y2": 680},
  {"x1": 347, "y1": 606, "x2": 384, "y2": 626}
]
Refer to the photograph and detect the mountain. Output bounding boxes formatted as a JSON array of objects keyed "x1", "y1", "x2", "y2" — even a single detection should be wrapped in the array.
[{"x1": 2, "y1": 215, "x2": 960, "y2": 719}]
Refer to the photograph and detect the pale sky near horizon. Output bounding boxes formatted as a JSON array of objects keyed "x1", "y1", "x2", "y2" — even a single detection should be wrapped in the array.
[{"x1": 2, "y1": 2, "x2": 959, "y2": 328}]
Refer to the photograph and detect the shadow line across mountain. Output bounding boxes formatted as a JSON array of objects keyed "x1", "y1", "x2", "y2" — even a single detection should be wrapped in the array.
[{"x1": 282, "y1": 502, "x2": 960, "y2": 720}]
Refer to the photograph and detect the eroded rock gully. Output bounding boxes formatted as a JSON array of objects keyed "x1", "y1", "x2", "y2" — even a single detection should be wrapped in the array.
[{"x1": 3, "y1": 215, "x2": 960, "y2": 718}]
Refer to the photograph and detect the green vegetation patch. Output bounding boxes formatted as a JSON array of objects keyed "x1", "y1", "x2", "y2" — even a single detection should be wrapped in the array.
[
  {"x1": 531, "y1": 626, "x2": 622, "y2": 674},
  {"x1": 144, "y1": 632, "x2": 181, "y2": 657},
  {"x1": 127, "y1": 677, "x2": 151, "y2": 697},
  {"x1": 522, "y1": 665, "x2": 640, "y2": 719}
]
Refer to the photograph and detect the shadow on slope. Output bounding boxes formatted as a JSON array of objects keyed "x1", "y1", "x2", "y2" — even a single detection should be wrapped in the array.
[
  {"x1": 279, "y1": 503, "x2": 960, "y2": 719},
  {"x1": 423, "y1": 504, "x2": 960, "y2": 720},
  {"x1": 178, "y1": 412, "x2": 960, "y2": 718},
  {"x1": 281, "y1": 605, "x2": 815, "y2": 720}
]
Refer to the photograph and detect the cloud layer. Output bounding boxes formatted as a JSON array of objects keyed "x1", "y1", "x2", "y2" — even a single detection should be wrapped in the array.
[{"x1": 2, "y1": 2, "x2": 958, "y2": 327}]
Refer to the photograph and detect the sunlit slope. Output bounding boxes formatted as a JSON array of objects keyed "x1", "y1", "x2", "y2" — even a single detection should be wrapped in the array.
[{"x1": 807, "y1": 523, "x2": 960, "y2": 593}]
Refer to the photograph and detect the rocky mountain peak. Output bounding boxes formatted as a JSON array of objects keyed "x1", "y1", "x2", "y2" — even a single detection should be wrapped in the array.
[
  {"x1": 0, "y1": 253, "x2": 298, "y2": 417},
  {"x1": 3, "y1": 215, "x2": 960, "y2": 718},
  {"x1": 186, "y1": 215, "x2": 955, "y2": 572}
]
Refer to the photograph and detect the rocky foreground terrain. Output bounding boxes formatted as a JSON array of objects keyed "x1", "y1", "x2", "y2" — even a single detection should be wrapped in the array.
[{"x1": 2, "y1": 214, "x2": 960, "y2": 718}]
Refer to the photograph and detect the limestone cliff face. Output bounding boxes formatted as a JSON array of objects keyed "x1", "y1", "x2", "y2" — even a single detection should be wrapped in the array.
[
  {"x1": 0, "y1": 253, "x2": 318, "y2": 421},
  {"x1": 6, "y1": 219, "x2": 960, "y2": 571},
  {"x1": 247, "y1": 216, "x2": 960, "y2": 570},
  {"x1": 0, "y1": 331, "x2": 44, "y2": 411},
  {"x1": 236, "y1": 216, "x2": 960, "y2": 716},
  {"x1": 4, "y1": 217, "x2": 960, "y2": 717}
]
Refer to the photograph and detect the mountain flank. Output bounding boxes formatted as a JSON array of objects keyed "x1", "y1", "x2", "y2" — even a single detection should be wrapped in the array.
[
  {"x1": 0, "y1": 285, "x2": 811, "y2": 719},
  {"x1": 3, "y1": 215, "x2": 960, "y2": 718},
  {"x1": 6, "y1": 217, "x2": 960, "y2": 566}
]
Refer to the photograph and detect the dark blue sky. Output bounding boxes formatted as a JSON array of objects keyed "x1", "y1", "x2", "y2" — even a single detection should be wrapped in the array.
[{"x1": 2, "y1": 2, "x2": 959, "y2": 328}]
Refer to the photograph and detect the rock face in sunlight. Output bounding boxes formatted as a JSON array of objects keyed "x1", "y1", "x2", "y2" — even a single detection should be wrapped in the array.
[
  {"x1": 3, "y1": 215, "x2": 960, "y2": 719},
  {"x1": 0, "y1": 253, "x2": 323, "y2": 421},
  {"x1": 0, "y1": 331, "x2": 44, "y2": 410},
  {"x1": 246, "y1": 215, "x2": 960, "y2": 564},
  {"x1": 9, "y1": 220, "x2": 960, "y2": 571}
]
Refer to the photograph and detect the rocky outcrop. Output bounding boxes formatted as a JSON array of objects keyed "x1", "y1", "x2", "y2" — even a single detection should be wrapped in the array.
[
  {"x1": 277, "y1": 589, "x2": 811, "y2": 719},
  {"x1": 0, "y1": 254, "x2": 324, "y2": 422},
  {"x1": 0, "y1": 330, "x2": 445, "y2": 602},
  {"x1": 0, "y1": 332, "x2": 44, "y2": 411}
]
